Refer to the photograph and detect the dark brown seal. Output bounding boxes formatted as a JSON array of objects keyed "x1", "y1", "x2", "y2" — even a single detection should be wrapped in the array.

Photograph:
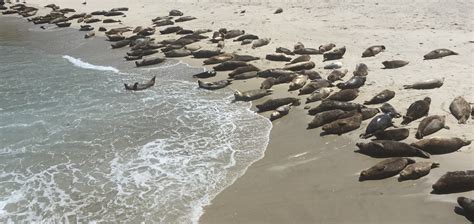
[
  {"x1": 359, "y1": 157, "x2": 415, "y2": 181},
  {"x1": 401, "y1": 97, "x2": 431, "y2": 125}
]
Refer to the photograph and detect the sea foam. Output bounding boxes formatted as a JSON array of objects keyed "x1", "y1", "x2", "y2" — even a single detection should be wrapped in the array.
[{"x1": 63, "y1": 55, "x2": 119, "y2": 73}]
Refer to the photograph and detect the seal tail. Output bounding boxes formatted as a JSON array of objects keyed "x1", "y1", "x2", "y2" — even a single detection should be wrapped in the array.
[{"x1": 431, "y1": 162, "x2": 440, "y2": 169}]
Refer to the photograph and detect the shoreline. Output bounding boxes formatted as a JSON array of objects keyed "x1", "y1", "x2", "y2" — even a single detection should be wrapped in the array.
[{"x1": 2, "y1": 0, "x2": 473, "y2": 223}]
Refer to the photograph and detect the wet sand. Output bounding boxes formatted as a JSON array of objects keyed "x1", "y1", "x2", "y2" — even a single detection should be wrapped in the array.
[{"x1": 3, "y1": 0, "x2": 474, "y2": 223}]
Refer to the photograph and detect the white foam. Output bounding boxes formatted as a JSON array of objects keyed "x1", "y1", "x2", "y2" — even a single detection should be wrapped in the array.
[{"x1": 62, "y1": 55, "x2": 119, "y2": 73}]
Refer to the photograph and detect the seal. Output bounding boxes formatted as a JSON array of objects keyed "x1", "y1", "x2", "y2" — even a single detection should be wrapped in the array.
[
  {"x1": 198, "y1": 79, "x2": 232, "y2": 90},
  {"x1": 327, "y1": 69, "x2": 348, "y2": 82},
  {"x1": 299, "y1": 79, "x2": 332, "y2": 95},
  {"x1": 318, "y1": 43, "x2": 336, "y2": 53},
  {"x1": 382, "y1": 60, "x2": 409, "y2": 69},
  {"x1": 257, "y1": 69, "x2": 296, "y2": 78},
  {"x1": 398, "y1": 162, "x2": 440, "y2": 181},
  {"x1": 228, "y1": 64, "x2": 260, "y2": 78},
  {"x1": 203, "y1": 53, "x2": 234, "y2": 65},
  {"x1": 232, "y1": 71, "x2": 257, "y2": 80},
  {"x1": 169, "y1": 9, "x2": 183, "y2": 16},
  {"x1": 164, "y1": 49, "x2": 192, "y2": 57},
  {"x1": 234, "y1": 34, "x2": 259, "y2": 42},
  {"x1": 260, "y1": 77, "x2": 276, "y2": 89},
  {"x1": 104, "y1": 11, "x2": 124, "y2": 17},
  {"x1": 56, "y1": 22, "x2": 71, "y2": 28},
  {"x1": 411, "y1": 137, "x2": 471, "y2": 155},
  {"x1": 193, "y1": 70, "x2": 216, "y2": 78},
  {"x1": 274, "y1": 8, "x2": 283, "y2": 14},
  {"x1": 124, "y1": 76, "x2": 156, "y2": 91},
  {"x1": 135, "y1": 57, "x2": 165, "y2": 67},
  {"x1": 308, "y1": 100, "x2": 363, "y2": 115},
  {"x1": 234, "y1": 89, "x2": 273, "y2": 102},
  {"x1": 380, "y1": 103, "x2": 401, "y2": 118},
  {"x1": 449, "y1": 96, "x2": 471, "y2": 124},
  {"x1": 432, "y1": 170, "x2": 474, "y2": 194},
  {"x1": 361, "y1": 108, "x2": 380, "y2": 120},
  {"x1": 256, "y1": 97, "x2": 300, "y2": 112},
  {"x1": 127, "y1": 49, "x2": 158, "y2": 57},
  {"x1": 321, "y1": 112, "x2": 363, "y2": 136},
  {"x1": 456, "y1": 197, "x2": 474, "y2": 222},
  {"x1": 79, "y1": 25, "x2": 94, "y2": 31},
  {"x1": 324, "y1": 62, "x2": 342, "y2": 70},
  {"x1": 224, "y1": 30, "x2": 245, "y2": 39},
  {"x1": 276, "y1": 73, "x2": 298, "y2": 84},
  {"x1": 373, "y1": 128, "x2": 409, "y2": 141},
  {"x1": 111, "y1": 7, "x2": 129, "y2": 12},
  {"x1": 336, "y1": 75, "x2": 366, "y2": 89},
  {"x1": 353, "y1": 63, "x2": 368, "y2": 76},
  {"x1": 401, "y1": 97, "x2": 431, "y2": 125},
  {"x1": 359, "y1": 157, "x2": 415, "y2": 181},
  {"x1": 294, "y1": 47, "x2": 320, "y2": 55},
  {"x1": 298, "y1": 70, "x2": 322, "y2": 80},
  {"x1": 270, "y1": 104, "x2": 291, "y2": 121},
  {"x1": 360, "y1": 113, "x2": 396, "y2": 139},
  {"x1": 355, "y1": 140, "x2": 430, "y2": 158},
  {"x1": 362, "y1": 45, "x2": 385, "y2": 57},
  {"x1": 283, "y1": 61, "x2": 315, "y2": 71},
  {"x1": 213, "y1": 61, "x2": 248, "y2": 71},
  {"x1": 252, "y1": 38, "x2": 271, "y2": 49},
  {"x1": 364, "y1": 89, "x2": 395, "y2": 105},
  {"x1": 276, "y1": 47, "x2": 295, "y2": 55},
  {"x1": 175, "y1": 16, "x2": 196, "y2": 23},
  {"x1": 84, "y1": 32, "x2": 95, "y2": 39},
  {"x1": 107, "y1": 34, "x2": 125, "y2": 42},
  {"x1": 323, "y1": 46, "x2": 346, "y2": 61},
  {"x1": 91, "y1": 10, "x2": 108, "y2": 16},
  {"x1": 288, "y1": 75, "x2": 308, "y2": 91},
  {"x1": 307, "y1": 109, "x2": 351, "y2": 129},
  {"x1": 266, "y1": 54, "x2": 292, "y2": 62},
  {"x1": 124, "y1": 55, "x2": 142, "y2": 61},
  {"x1": 111, "y1": 39, "x2": 132, "y2": 49},
  {"x1": 103, "y1": 19, "x2": 121, "y2": 23},
  {"x1": 160, "y1": 26, "x2": 183, "y2": 34},
  {"x1": 403, "y1": 78, "x2": 444, "y2": 89},
  {"x1": 415, "y1": 115, "x2": 449, "y2": 139},
  {"x1": 154, "y1": 19, "x2": 174, "y2": 27},
  {"x1": 327, "y1": 89, "x2": 359, "y2": 102},
  {"x1": 424, "y1": 48, "x2": 458, "y2": 60},
  {"x1": 286, "y1": 55, "x2": 311, "y2": 65}
]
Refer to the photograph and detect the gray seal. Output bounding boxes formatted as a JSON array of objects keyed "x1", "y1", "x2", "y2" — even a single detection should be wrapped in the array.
[
  {"x1": 359, "y1": 157, "x2": 415, "y2": 181},
  {"x1": 135, "y1": 57, "x2": 165, "y2": 67},
  {"x1": 298, "y1": 79, "x2": 332, "y2": 95},
  {"x1": 327, "y1": 89, "x2": 359, "y2": 102},
  {"x1": 228, "y1": 64, "x2": 260, "y2": 78},
  {"x1": 336, "y1": 75, "x2": 366, "y2": 89},
  {"x1": 270, "y1": 104, "x2": 291, "y2": 121},
  {"x1": 124, "y1": 76, "x2": 156, "y2": 91},
  {"x1": 198, "y1": 79, "x2": 232, "y2": 90},
  {"x1": 321, "y1": 113, "x2": 363, "y2": 136},
  {"x1": 256, "y1": 97, "x2": 300, "y2": 112},
  {"x1": 401, "y1": 97, "x2": 431, "y2": 125},
  {"x1": 355, "y1": 140, "x2": 430, "y2": 158},
  {"x1": 364, "y1": 89, "x2": 395, "y2": 105},
  {"x1": 353, "y1": 63, "x2": 368, "y2": 76},
  {"x1": 192, "y1": 49, "x2": 222, "y2": 58},
  {"x1": 260, "y1": 77, "x2": 276, "y2": 89},
  {"x1": 233, "y1": 71, "x2": 258, "y2": 80},
  {"x1": 382, "y1": 60, "x2": 409, "y2": 69},
  {"x1": 308, "y1": 100, "x2": 363, "y2": 115},
  {"x1": 266, "y1": 54, "x2": 292, "y2": 62},
  {"x1": 234, "y1": 89, "x2": 273, "y2": 102},
  {"x1": 456, "y1": 197, "x2": 474, "y2": 222},
  {"x1": 415, "y1": 115, "x2": 449, "y2": 139},
  {"x1": 307, "y1": 109, "x2": 352, "y2": 129},
  {"x1": 288, "y1": 75, "x2": 308, "y2": 91},
  {"x1": 213, "y1": 61, "x2": 248, "y2": 71},
  {"x1": 449, "y1": 96, "x2": 471, "y2": 124},
  {"x1": 305, "y1": 88, "x2": 333, "y2": 104},
  {"x1": 424, "y1": 48, "x2": 458, "y2": 60},
  {"x1": 360, "y1": 113, "x2": 396, "y2": 139},
  {"x1": 323, "y1": 46, "x2": 346, "y2": 61},
  {"x1": 283, "y1": 61, "x2": 315, "y2": 71},
  {"x1": 286, "y1": 55, "x2": 311, "y2": 65},
  {"x1": 432, "y1": 170, "x2": 474, "y2": 194},
  {"x1": 276, "y1": 47, "x2": 295, "y2": 55},
  {"x1": 403, "y1": 78, "x2": 444, "y2": 89},
  {"x1": 327, "y1": 69, "x2": 348, "y2": 82},
  {"x1": 362, "y1": 45, "x2": 385, "y2": 57},
  {"x1": 318, "y1": 43, "x2": 336, "y2": 53},
  {"x1": 398, "y1": 162, "x2": 439, "y2": 181},
  {"x1": 411, "y1": 137, "x2": 471, "y2": 155},
  {"x1": 252, "y1": 38, "x2": 271, "y2": 49},
  {"x1": 164, "y1": 49, "x2": 192, "y2": 57},
  {"x1": 373, "y1": 128, "x2": 410, "y2": 141},
  {"x1": 380, "y1": 103, "x2": 401, "y2": 118}
]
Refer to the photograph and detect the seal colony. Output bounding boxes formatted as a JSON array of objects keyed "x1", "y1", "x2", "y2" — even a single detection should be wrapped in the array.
[{"x1": 1, "y1": 1, "x2": 473, "y2": 222}]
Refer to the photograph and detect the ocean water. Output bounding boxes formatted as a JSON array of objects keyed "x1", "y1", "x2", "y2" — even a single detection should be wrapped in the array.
[{"x1": 0, "y1": 17, "x2": 272, "y2": 223}]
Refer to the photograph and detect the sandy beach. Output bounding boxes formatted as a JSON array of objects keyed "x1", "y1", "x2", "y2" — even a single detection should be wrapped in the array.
[{"x1": 2, "y1": 0, "x2": 473, "y2": 223}]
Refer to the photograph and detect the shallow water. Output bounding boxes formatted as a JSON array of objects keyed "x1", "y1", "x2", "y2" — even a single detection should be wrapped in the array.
[{"x1": 0, "y1": 17, "x2": 271, "y2": 223}]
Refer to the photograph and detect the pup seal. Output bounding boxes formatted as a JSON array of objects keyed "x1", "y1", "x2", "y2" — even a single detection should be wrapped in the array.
[
  {"x1": 415, "y1": 115, "x2": 449, "y2": 139},
  {"x1": 321, "y1": 112, "x2": 363, "y2": 136},
  {"x1": 234, "y1": 89, "x2": 273, "y2": 102},
  {"x1": 336, "y1": 76, "x2": 366, "y2": 89},
  {"x1": 374, "y1": 128, "x2": 410, "y2": 141},
  {"x1": 270, "y1": 104, "x2": 291, "y2": 121},
  {"x1": 403, "y1": 78, "x2": 444, "y2": 89},
  {"x1": 323, "y1": 46, "x2": 346, "y2": 61},
  {"x1": 411, "y1": 137, "x2": 471, "y2": 155},
  {"x1": 364, "y1": 90, "x2": 395, "y2": 105},
  {"x1": 401, "y1": 97, "x2": 431, "y2": 125},
  {"x1": 360, "y1": 113, "x2": 396, "y2": 139},
  {"x1": 124, "y1": 76, "x2": 156, "y2": 91},
  {"x1": 355, "y1": 140, "x2": 430, "y2": 158},
  {"x1": 432, "y1": 170, "x2": 474, "y2": 194},
  {"x1": 382, "y1": 60, "x2": 409, "y2": 69},
  {"x1": 256, "y1": 97, "x2": 300, "y2": 112},
  {"x1": 288, "y1": 75, "x2": 308, "y2": 91},
  {"x1": 362, "y1": 45, "x2": 385, "y2": 57},
  {"x1": 424, "y1": 48, "x2": 458, "y2": 60},
  {"x1": 327, "y1": 89, "x2": 359, "y2": 102},
  {"x1": 306, "y1": 88, "x2": 332, "y2": 104},
  {"x1": 449, "y1": 96, "x2": 471, "y2": 124},
  {"x1": 359, "y1": 158, "x2": 415, "y2": 181},
  {"x1": 198, "y1": 79, "x2": 232, "y2": 90},
  {"x1": 398, "y1": 162, "x2": 439, "y2": 181}
]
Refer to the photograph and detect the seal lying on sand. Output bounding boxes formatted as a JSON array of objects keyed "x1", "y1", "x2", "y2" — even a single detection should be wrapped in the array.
[
  {"x1": 305, "y1": 88, "x2": 332, "y2": 104},
  {"x1": 124, "y1": 76, "x2": 156, "y2": 91},
  {"x1": 270, "y1": 104, "x2": 291, "y2": 121},
  {"x1": 252, "y1": 38, "x2": 271, "y2": 49},
  {"x1": 364, "y1": 90, "x2": 395, "y2": 105},
  {"x1": 362, "y1": 45, "x2": 385, "y2": 57},
  {"x1": 336, "y1": 76, "x2": 366, "y2": 89},
  {"x1": 276, "y1": 47, "x2": 294, "y2": 55},
  {"x1": 288, "y1": 75, "x2": 308, "y2": 91},
  {"x1": 260, "y1": 77, "x2": 276, "y2": 89},
  {"x1": 234, "y1": 89, "x2": 273, "y2": 102},
  {"x1": 266, "y1": 54, "x2": 292, "y2": 62},
  {"x1": 401, "y1": 97, "x2": 431, "y2": 125},
  {"x1": 373, "y1": 128, "x2": 410, "y2": 141},
  {"x1": 403, "y1": 78, "x2": 444, "y2": 89},
  {"x1": 380, "y1": 103, "x2": 401, "y2": 118},
  {"x1": 327, "y1": 69, "x2": 348, "y2": 82},
  {"x1": 424, "y1": 49, "x2": 458, "y2": 60},
  {"x1": 213, "y1": 61, "x2": 248, "y2": 71},
  {"x1": 415, "y1": 115, "x2": 449, "y2": 139},
  {"x1": 193, "y1": 70, "x2": 216, "y2": 78},
  {"x1": 286, "y1": 55, "x2": 311, "y2": 65},
  {"x1": 359, "y1": 158, "x2": 415, "y2": 181},
  {"x1": 353, "y1": 63, "x2": 368, "y2": 76},
  {"x1": 449, "y1": 96, "x2": 471, "y2": 124},
  {"x1": 360, "y1": 113, "x2": 396, "y2": 139},
  {"x1": 321, "y1": 112, "x2": 362, "y2": 136},
  {"x1": 256, "y1": 97, "x2": 300, "y2": 112},
  {"x1": 198, "y1": 79, "x2": 232, "y2": 90},
  {"x1": 355, "y1": 141, "x2": 430, "y2": 158},
  {"x1": 327, "y1": 89, "x2": 359, "y2": 102},
  {"x1": 135, "y1": 57, "x2": 165, "y2": 67},
  {"x1": 307, "y1": 109, "x2": 351, "y2": 129},
  {"x1": 323, "y1": 46, "x2": 346, "y2": 61},
  {"x1": 233, "y1": 71, "x2": 258, "y2": 80},
  {"x1": 283, "y1": 61, "x2": 315, "y2": 71},
  {"x1": 398, "y1": 161, "x2": 439, "y2": 181},
  {"x1": 382, "y1": 60, "x2": 409, "y2": 69},
  {"x1": 308, "y1": 100, "x2": 363, "y2": 115},
  {"x1": 318, "y1": 43, "x2": 336, "y2": 53},
  {"x1": 411, "y1": 137, "x2": 471, "y2": 155},
  {"x1": 299, "y1": 79, "x2": 332, "y2": 95},
  {"x1": 432, "y1": 170, "x2": 474, "y2": 194}
]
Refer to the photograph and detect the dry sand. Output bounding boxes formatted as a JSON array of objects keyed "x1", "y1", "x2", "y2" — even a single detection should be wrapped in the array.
[{"x1": 4, "y1": 0, "x2": 474, "y2": 223}]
